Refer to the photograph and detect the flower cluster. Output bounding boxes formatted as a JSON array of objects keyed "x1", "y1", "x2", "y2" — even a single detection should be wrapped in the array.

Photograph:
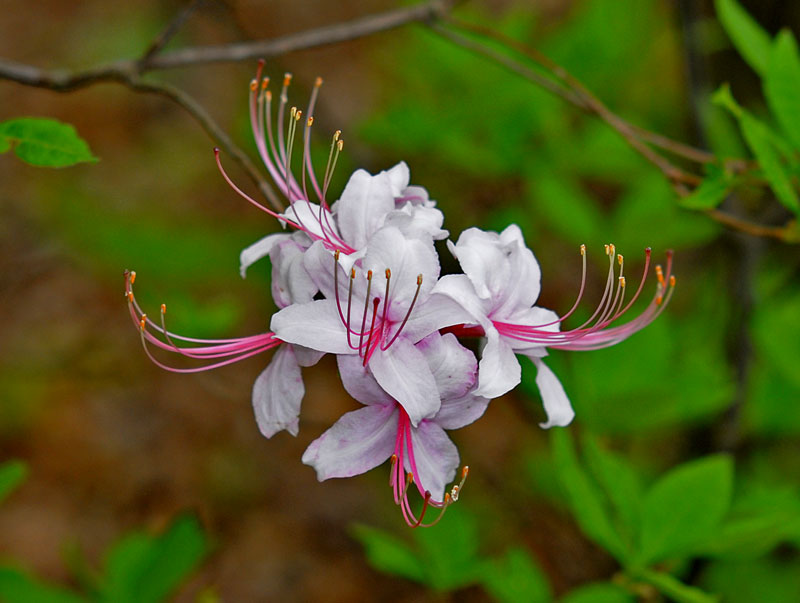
[{"x1": 125, "y1": 62, "x2": 675, "y2": 527}]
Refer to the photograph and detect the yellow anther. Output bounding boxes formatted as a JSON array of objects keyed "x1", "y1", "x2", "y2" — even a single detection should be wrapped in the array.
[
  {"x1": 314, "y1": 76, "x2": 323, "y2": 87},
  {"x1": 451, "y1": 485, "x2": 460, "y2": 501},
  {"x1": 656, "y1": 265, "x2": 664, "y2": 285},
  {"x1": 307, "y1": 116, "x2": 314, "y2": 127},
  {"x1": 261, "y1": 77, "x2": 269, "y2": 90},
  {"x1": 604, "y1": 244, "x2": 610, "y2": 255},
  {"x1": 367, "y1": 270, "x2": 373, "y2": 280},
  {"x1": 283, "y1": 73, "x2": 292, "y2": 86},
  {"x1": 609, "y1": 243, "x2": 616, "y2": 256},
  {"x1": 290, "y1": 106, "x2": 297, "y2": 118},
  {"x1": 130, "y1": 271, "x2": 136, "y2": 285},
  {"x1": 580, "y1": 244, "x2": 586, "y2": 256},
  {"x1": 337, "y1": 140, "x2": 344, "y2": 151},
  {"x1": 618, "y1": 253, "x2": 623, "y2": 266},
  {"x1": 656, "y1": 295, "x2": 664, "y2": 306},
  {"x1": 406, "y1": 472, "x2": 414, "y2": 485},
  {"x1": 385, "y1": 268, "x2": 391, "y2": 279},
  {"x1": 266, "y1": 90, "x2": 272, "y2": 102},
  {"x1": 670, "y1": 275, "x2": 676, "y2": 286},
  {"x1": 334, "y1": 249, "x2": 340, "y2": 260},
  {"x1": 249, "y1": 79, "x2": 258, "y2": 91},
  {"x1": 350, "y1": 268, "x2": 356, "y2": 279},
  {"x1": 160, "y1": 303, "x2": 166, "y2": 314},
  {"x1": 390, "y1": 454, "x2": 397, "y2": 465},
  {"x1": 127, "y1": 292, "x2": 133, "y2": 302},
  {"x1": 333, "y1": 129, "x2": 341, "y2": 141},
  {"x1": 417, "y1": 274, "x2": 423, "y2": 286},
  {"x1": 139, "y1": 315, "x2": 147, "y2": 330},
  {"x1": 462, "y1": 466, "x2": 469, "y2": 478},
  {"x1": 295, "y1": 109, "x2": 303, "y2": 122},
  {"x1": 619, "y1": 276, "x2": 626, "y2": 287}
]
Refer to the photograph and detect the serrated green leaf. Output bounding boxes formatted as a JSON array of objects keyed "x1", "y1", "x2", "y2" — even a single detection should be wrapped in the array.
[
  {"x1": 100, "y1": 513, "x2": 209, "y2": 603},
  {"x1": 679, "y1": 166, "x2": 731, "y2": 210},
  {"x1": 637, "y1": 455, "x2": 733, "y2": 565},
  {"x1": 481, "y1": 548, "x2": 552, "y2": 603},
  {"x1": 0, "y1": 460, "x2": 27, "y2": 504},
  {"x1": 0, "y1": 118, "x2": 97, "y2": 168},
  {"x1": 551, "y1": 430, "x2": 629, "y2": 563},
  {"x1": 560, "y1": 582, "x2": 635, "y2": 603},
  {"x1": 765, "y1": 30, "x2": 800, "y2": 150},
  {"x1": 740, "y1": 114, "x2": 800, "y2": 212},
  {"x1": 350, "y1": 524, "x2": 426, "y2": 584},
  {"x1": 715, "y1": 0, "x2": 772, "y2": 76},
  {"x1": 0, "y1": 567, "x2": 87, "y2": 603}
]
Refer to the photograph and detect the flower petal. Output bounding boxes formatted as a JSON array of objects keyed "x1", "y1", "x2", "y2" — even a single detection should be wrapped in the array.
[
  {"x1": 398, "y1": 293, "x2": 476, "y2": 343},
  {"x1": 336, "y1": 168, "x2": 396, "y2": 249},
  {"x1": 239, "y1": 233, "x2": 291, "y2": 278},
  {"x1": 270, "y1": 299, "x2": 353, "y2": 355},
  {"x1": 432, "y1": 274, "x2": 490, "y2": 326},
  {"x1": 302, "y1": 404, "x2": 397, "y2": 480},
  {"x1": 282, "y1": 200, "x2": 339, "y2": 242},
  {"x1": 369, "y1": 337, "x2": 440, "y2": 427},
  {"x1": 416, "y1": 332, "x2": 477, "y2": 400},
  {"x1": 252, "y1": 344, "x2": 304, "y2": 438},
  {"x1": 434, "y1": 393, "x2": 490, "y2": 430},
  {"x1": 532, "y1": 358, "x2": 574, "y2": 428},
  {"x1": 338, "y1": 354, "x2": 394, "y2": 406},
  {"x1": 475, "y1": 327, "x2": 521, "y2": 399},
  {"x1": 407, "y1": 421, "x2": 459, "y2": 501},
  {"x1": 385, "y1": 161, "x2": 411, "y2": 196},
  {"x1": 269, "y1": 238, "x2": 317, "y2": 308}
]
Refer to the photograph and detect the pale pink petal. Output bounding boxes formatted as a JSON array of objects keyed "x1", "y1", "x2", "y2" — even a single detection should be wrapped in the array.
[
  {"x1": 532, "y1": 358, "x2": 574, "y2": 428},
  {"x1": 282, "y1": 201, "x2": 338, "y2": 242},
  {"x1": 475, "y1": 327, "x2": 521, "y2": 399},
  {"x1": 239, "y1": 233, "x2": 291, "y2": 278},
  {"x1": 434, "y1": 393, "x2": 490, "y2": 430},
  {"x1": 407, "y1": 421, "x2": 459, "y2": 501},
  {"x1": 336, "y1": 169, "x2": 396, "y2": 249},
  {"x1": 270, "y1": 299, "x2": 353, "y2": 355},
  {"x1": 399, "y1": 293, "x2": 476, "y2": 343},
  {"x1": 431, "y1": 274, "x2": 490, "y2": 327},
  {"x1": 504, "y1": 306, "x2": 559, "y2": 356},
  {"x1": 385, "y1": 161, "x2": 411, "y2": 196},
  {"x1": 416, "y1": 332, "x2": 477, "y2": 400},
  {"x1": 302, "y1": 404, "x2": 398, "y2": 480},
  {"x1": 338, "y1": 354, "x2": 394, "y2": 407},
  {"x1": 369, "y1": 337, "x2": 440, "y2": 427},
  {"x1": 252, "y1": 344, "x2": 304, "y2": 438},
  {"x1": 293, "y1": 345, "x2": 325, "y2": 368},
  {"x1": 269, "y1": 239, "x2": 317, "y2": 308},
  {"x1": 362, "y1": 227, "x2": 440, "y2": 316}
]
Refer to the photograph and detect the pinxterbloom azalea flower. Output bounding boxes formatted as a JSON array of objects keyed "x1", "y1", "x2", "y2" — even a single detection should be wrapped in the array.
[{"x1": 125, "y1": 61, "x2": 676, "y2": 526}]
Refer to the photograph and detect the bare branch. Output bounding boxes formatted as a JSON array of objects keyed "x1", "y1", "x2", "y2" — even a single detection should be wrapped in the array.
[
  {"x1": 141, "y1": 0, "x2": 207, "y2": 65},
  {"x1": 127, "y1": 77, "x2": 282, "y2": 209},
  {"x1": 142, "y1": 0, "x2": 449, "y2": 71}
]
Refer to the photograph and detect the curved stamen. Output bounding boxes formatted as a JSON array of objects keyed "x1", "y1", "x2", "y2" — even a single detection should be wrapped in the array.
[{"x1": 381, "y1": 275, "x2": 424, "y2": 351}]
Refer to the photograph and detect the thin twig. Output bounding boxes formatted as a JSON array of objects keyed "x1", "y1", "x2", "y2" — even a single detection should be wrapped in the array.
[
  {"x1": 440, "y1": 16, "x2": 703, "y2": 188},
  {"x1": 141, "y1": 0, "x2": 207, "y2": 65},
  {"x1": 128, "y1": 77, "x2": 282, "y2": 209},
  {"x1": 434, "y1": 16, "x2": 792, "y2": 241},
  {"x1": 0, "y1": 0, "x2": 451, "y2": 212}
]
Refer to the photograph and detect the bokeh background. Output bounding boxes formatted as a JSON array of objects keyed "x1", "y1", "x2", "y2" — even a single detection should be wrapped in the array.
[{"x1": 2, "y1": 0, "x2": 800, "y2": 601}]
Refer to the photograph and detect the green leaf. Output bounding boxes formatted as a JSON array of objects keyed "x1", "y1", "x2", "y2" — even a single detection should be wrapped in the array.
[
  {"x1": 0, "y1": 460, "x2": 27, "y2": 504},
  {"x1": 0, "y1": 118, "x2": 97, "y2": 167},
  {"x1": 633, "y1": 568, "x2": 719, "y2": 603},
  {"x1": 350, "y1": 524, "x2": 426, "y2": 584},
  {"x1": 700, "y1": 557, "x2": 800, "y2": 603},
  {"x1": 740, "y1": 114, "x2": 800, "y2": 212},
  {"x1": 715, "y1": 0, "x2": 772, "y2": 76},
  {"x1": 481, "y1": 548, "x2": 552, "y2": 603},
  {"x1": 560, "y1": 582, "x2": 635, "y2": 603},
  {"x1": 100, "y1": 513, "x2": 209, "y2": 603},
  {"x1": 714, "y1": 84, "x2": 800, "y2": 213},
  {"x1": 679, "y1": 165, "x2": 731, "y2": 210},
  {"x1": 637, "y1": 455, "x2": 734, "y2": 565},
  {"x1": 0, "y1": 567, "x2": 87, "y2": 603},
  {"x1": 582, "y1": 436, "x2": 643, "y2": 542},
  {"x1": 765, "y1": 30, "x2": 800, "y2": 150},
  {"x1": 551, "y1": 430, "x2": 629, "y2": 562}
]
